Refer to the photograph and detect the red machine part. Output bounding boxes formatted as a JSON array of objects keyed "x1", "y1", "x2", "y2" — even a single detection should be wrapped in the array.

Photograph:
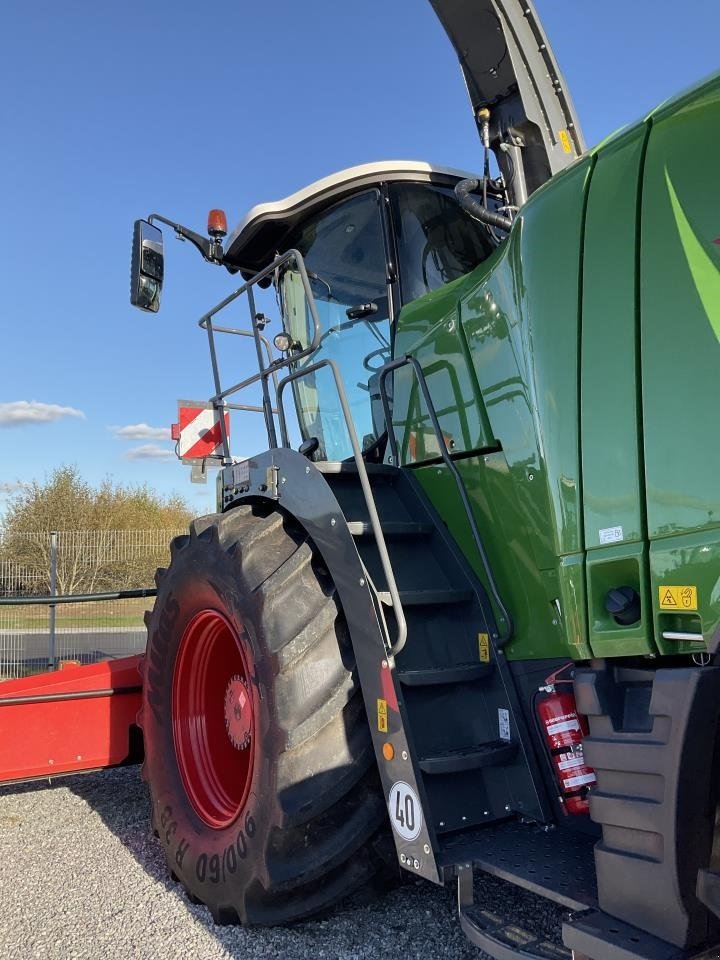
[
  {"x1": 536, "y1": 686, "x2": 596, "y2": 815},
  {"x1": 0, "y1": 655, "x2": 143, "y2": 786}
]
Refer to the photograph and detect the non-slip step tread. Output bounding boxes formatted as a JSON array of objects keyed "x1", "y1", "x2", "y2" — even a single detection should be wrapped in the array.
[
  {"x1": 439, "y1": 820, "x2": 598, "y2": 911},
  {"x1": 461, "y1": 904, "x2": 571, "y2": 960},
  {"x1": 377, "y1": 588, "x2": 472, "y2": 607},
  {"x1": 315, "y1": 461, "x2": 398, "y2": 477},
  {"x1": 563, "y1": 908, "x2": 681, "y2": 960},
  {"x1": 347, "y1": 520, "x2": 433, "y2": 538},
  {"x1": 397, "y1": 662, "x2": 494, "y2": 686},
  {"x1": 419, "y1": 739, "x2": 518, "y2": 774}
]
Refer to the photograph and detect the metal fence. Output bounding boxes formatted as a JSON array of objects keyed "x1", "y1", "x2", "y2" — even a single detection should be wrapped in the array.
[{"x1": 0, "y1": 529, "x2": 183, "y2": 679}]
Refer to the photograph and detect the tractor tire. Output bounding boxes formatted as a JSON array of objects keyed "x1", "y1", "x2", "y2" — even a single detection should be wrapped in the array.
[{"x1": 139, "y1": 505, "x2": 391, "y2": 925}]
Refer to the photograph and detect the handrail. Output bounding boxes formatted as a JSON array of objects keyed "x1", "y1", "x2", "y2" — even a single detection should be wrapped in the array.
[
  {"x1": 0, "y1": 588, "x2": 158, "y2": 606},
  {"x1": 276, "y1": 359, "x2": 408, "y2": 657},
  {"x1": 378, "y1": 354, "x2": 514, "y2": 647},
  {"x1": 197, "y1": 248, "x2": 322, "y2": 459}
]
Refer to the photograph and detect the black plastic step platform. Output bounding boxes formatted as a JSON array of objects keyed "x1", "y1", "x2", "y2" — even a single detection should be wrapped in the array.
[
  {"x1": 419, "y1": 740, "x2": 517, "y2": 774},
  {"x1": 376, "y1": 588, "x2": 472, "y2": 606},
  {"x1": 563, "y1": 909, "x2": 688, "y2": 960},
  {"x1": 397, "y1": 662, "x2": 494, "y2": 686},
  {"x1": 438, "y1": 820, "x2": 598, "y2": 911},
  {"x1": 347, "y1": 520, "x2": 433, "y2": 538},
  {"x1": 315, "y1": 461, "x2": 397, "y2": 477}
]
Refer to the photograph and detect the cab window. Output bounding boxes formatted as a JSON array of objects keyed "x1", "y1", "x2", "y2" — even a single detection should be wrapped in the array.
[{"x1": 389, "y1": 182, "x2": 496, "y2": 304}]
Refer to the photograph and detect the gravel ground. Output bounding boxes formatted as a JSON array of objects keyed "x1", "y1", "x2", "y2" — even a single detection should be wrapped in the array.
[{"x1": 0, "y1": 767, "x2": 568, "y2": 960}]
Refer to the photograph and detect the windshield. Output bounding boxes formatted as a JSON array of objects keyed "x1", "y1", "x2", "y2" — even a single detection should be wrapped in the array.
[{"x1": 279, "y1": 189, "x2": 391, "y2": 461}]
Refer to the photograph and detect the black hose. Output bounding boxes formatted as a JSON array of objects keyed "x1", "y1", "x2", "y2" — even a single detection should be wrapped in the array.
[{"x1": 455, "y1": 178, "x2": 513, "y2": 232}]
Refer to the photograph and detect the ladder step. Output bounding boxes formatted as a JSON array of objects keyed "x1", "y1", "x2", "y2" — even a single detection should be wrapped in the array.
[
  {"x1": 315, "y1": 461, "x2": 398, "y2": 478},
  {"x1": 347, "y1": 521, "x2": 433, "y2": 539},
  {"x1": 397, "y1": 663, "x2": 494, "y2": 686},
  {"x1": 458, "y1": 866, "x2": 571, "y2": 960},
  {"x1": 419, "y1": 740, "x2": 518, "y2": 775},
  {"x1": 377, "y1": 589, "x2": 472, "y2": 607}
]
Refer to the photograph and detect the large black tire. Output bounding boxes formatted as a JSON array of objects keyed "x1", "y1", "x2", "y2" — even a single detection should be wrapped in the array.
[{"x1": 140, "y1": 505, "x2": 391, "y2": 925}]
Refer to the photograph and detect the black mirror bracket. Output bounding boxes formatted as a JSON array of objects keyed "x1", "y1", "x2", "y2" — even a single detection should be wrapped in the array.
[{"x1": 148, "y1": 213, "x2": 224, "y2": 266}]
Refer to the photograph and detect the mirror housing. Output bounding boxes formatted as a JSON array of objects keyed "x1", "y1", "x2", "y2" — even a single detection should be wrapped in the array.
[{"x1": 130, "y1": 219, "x2": 164, "y2": 312}]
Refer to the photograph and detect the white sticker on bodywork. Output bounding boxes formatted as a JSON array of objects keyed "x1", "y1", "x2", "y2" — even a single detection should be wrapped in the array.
[
  {"x1": 498, "y1": 708, "x2": 511, "y2": 742},
  {"x1": 388, "y1": 781, "x2": 423, "y2": 842},
  {"x1": 232, "y1": 459, "x2": 250, "y2": 485},
  {"x1": 599, "y1": 525, "x2": 624, "y2": 544}
]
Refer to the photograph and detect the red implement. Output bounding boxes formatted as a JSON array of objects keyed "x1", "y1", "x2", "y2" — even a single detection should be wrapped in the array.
[{"x1": 0, "y1": 655, "x2": 143, "y2": 786}]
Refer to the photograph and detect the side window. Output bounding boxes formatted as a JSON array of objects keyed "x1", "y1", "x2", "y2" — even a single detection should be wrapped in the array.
[
  {"x1": 280, "y1": 190, "x2": 392, "y2": 461},
  {"x1": 390, "y1": 182, "x2": 496, "y2": 304}
]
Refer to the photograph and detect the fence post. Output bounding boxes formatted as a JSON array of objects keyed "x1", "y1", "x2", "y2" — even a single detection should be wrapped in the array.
[{"x1": 48, "y1": 531, "x2": 58, "y2": 670}]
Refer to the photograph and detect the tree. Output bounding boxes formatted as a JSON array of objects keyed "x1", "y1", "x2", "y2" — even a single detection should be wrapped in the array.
[{"x1": 0, "y1": 465, "x2": 192, "y2": 595}]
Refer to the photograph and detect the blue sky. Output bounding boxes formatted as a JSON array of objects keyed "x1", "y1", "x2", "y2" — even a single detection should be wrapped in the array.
[{"x1": 1, "y1": 0, "x2": 719, "y2": 518}]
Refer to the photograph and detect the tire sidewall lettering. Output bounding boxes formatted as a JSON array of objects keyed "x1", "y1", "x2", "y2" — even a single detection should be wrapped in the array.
[{"x1": 155, "y1": 801, "x2": 262, "y2": 888}]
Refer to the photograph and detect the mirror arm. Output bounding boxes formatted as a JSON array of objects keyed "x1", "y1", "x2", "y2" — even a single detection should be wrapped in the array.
[{"x1": 148, "y1": 213, "x2": 224, "y2": 265}]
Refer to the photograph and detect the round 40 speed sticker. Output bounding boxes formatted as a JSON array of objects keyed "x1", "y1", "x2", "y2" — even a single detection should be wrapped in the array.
[{"x1": 388, "y1": 781, "x2": 423, "y2": 842}]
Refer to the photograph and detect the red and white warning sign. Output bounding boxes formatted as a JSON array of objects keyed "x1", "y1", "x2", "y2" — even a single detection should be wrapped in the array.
[{"x1": 171, "y1": 401, "x2": 229, "y2": 462}]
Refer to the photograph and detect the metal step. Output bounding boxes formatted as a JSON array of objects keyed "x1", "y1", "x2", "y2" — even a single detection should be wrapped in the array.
[
  {"x1": 437, "y1": 820, "x2": 598, "y2": 910},
  {"x1": 397, "y1": 662, "x2": 494, "y2": 686},
  {"x1": 347, "y1": 520, "x2": 433, "y2": 538},
  {"x1": 377, "y1": 588, "x2": 472, "y2": 607},
  {"x1": 697, "y1": 868, "x2": 720, "y2": 921},
  {"x1": 315, "y1": 461, "x2": 398, "y2": 478},
  {"x1": 419, "y1": 740, "x2": 517, "y2": 775},
  {"x1": 457, "y1": 865, "x2": 571, "y2": 960},
  {"x1": 562, "y1": 909, "x2": 685, "y2": 960}
]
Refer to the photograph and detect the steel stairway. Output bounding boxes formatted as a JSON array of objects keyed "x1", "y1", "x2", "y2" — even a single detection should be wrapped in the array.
[{"x1": 318, "y1": 460, "x2": 548, "y2": 836}]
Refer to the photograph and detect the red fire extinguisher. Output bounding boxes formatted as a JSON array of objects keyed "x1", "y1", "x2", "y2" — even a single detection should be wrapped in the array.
[{"x1": 536, "y1": 665, "x2": 596, "y2": 815}]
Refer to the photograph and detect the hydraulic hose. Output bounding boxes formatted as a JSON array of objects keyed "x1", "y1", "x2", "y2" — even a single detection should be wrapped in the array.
[{"x1": 455, "y1": 178, "x2": 513, "y2": 232}]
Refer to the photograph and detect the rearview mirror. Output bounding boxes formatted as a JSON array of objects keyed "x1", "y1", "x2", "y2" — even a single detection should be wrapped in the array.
[{"x1": 130, "y1": 220, "x2": 164, "y2": 312}]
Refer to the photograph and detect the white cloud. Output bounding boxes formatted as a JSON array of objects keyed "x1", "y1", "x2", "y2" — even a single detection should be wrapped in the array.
[
  {"x1": 111, "y1": 423, "x2": 170, "y2": 441},
  {"x1": 124, "y1": 444, "x2": 176, "y2": 462},
  {"x1": 0, "y1": 401, "x2": 85, "y2": 427}
]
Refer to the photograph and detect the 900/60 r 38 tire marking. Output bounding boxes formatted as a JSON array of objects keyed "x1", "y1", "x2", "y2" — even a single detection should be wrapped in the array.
[{"x1": 140, "y1": 505, "x2": 391, "y2": 925}]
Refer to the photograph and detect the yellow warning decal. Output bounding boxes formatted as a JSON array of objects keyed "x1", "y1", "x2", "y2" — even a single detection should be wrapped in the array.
[
  {"x1": 377, "y1": 698, "x2": 388, "y2": 733},
  {"x1": 659, "y1": 585, "x2": 698, "y2": 611},
  {"x1": 478, "y1": 633, "x2": 491, "y2": 663},
  {"x1": 559, "y1": 129, "x2": 572, "y2": 154}
]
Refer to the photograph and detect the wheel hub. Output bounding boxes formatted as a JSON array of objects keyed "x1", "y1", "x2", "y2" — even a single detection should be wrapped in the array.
[
  {"x1": 224, "y1": 675, "x2": 252, "y2": 750},
  {"x1": 171, "y1": 608, "x2": 256, "y2": 830}
]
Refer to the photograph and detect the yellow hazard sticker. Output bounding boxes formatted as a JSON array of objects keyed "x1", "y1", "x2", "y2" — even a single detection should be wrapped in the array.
[
  {"x1": 377, "y1": 698, "x2": 388, "y2": 733},
  {"x1": 559, "y1": 129, "x2": 572, "y2": 154},
  {"x1": 659, "y1": 585, "x2": 698, "y2": 611},
  {"x1": 478, "y1": 633, "x2": 491, "y2": 663}
]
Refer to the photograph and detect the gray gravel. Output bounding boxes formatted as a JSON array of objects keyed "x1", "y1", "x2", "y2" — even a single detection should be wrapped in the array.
[{"x1": 0, "y1": 767, "x2": 567, "y2": 960}]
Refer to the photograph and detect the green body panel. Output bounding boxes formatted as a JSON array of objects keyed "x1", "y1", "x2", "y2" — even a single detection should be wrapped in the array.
[
  {"x1": 581, "y1": 126, "x2": 647, "y2": 551},
  {"x1": 580, "y1": 125, "x2": 656, "y2": 657},
  {"x1": 393, "y1": 72, "x2": 720, "y2": 661},
  {"x1": 395, "y1": 159, "x2": 595, "y2": 660},
  {"x1": 392, "y1": 278, "x2": 496, "y2": 462},
  {"x1": 640, "y1": 75, "x2": 720, "y2": 655}
]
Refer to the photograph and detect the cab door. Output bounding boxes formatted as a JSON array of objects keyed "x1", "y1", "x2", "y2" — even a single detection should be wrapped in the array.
[{"x1": 280, "y1": 189, "x2": 393, "y2": 460}]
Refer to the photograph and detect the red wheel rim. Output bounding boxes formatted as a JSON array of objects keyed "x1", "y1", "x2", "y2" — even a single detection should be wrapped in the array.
[{"x1": 172, "y1": 609, "x2": 255, "y2": 829}]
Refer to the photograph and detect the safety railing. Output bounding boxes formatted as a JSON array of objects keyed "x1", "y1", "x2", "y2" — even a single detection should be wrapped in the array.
[
  {"x1": 199, "y1": 248, "x2": 322, "y2": 459},
  {"x1": 0, "y1": 588, "x2": 156, "y2": 677},
  {"x1": 276, "y1": 359, "x2": 408, "y2": 656},
  {"x1": 195, "y1": 248, "x2": 409, "y2": 659},
  {"x1": 378, "y1": 354, "x2": 514, "y2": 646}
]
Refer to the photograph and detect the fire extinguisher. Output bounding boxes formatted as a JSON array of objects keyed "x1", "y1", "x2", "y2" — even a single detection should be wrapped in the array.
[{"x1": 536, "y1": 665, "x2": 596, "y2": 815}]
